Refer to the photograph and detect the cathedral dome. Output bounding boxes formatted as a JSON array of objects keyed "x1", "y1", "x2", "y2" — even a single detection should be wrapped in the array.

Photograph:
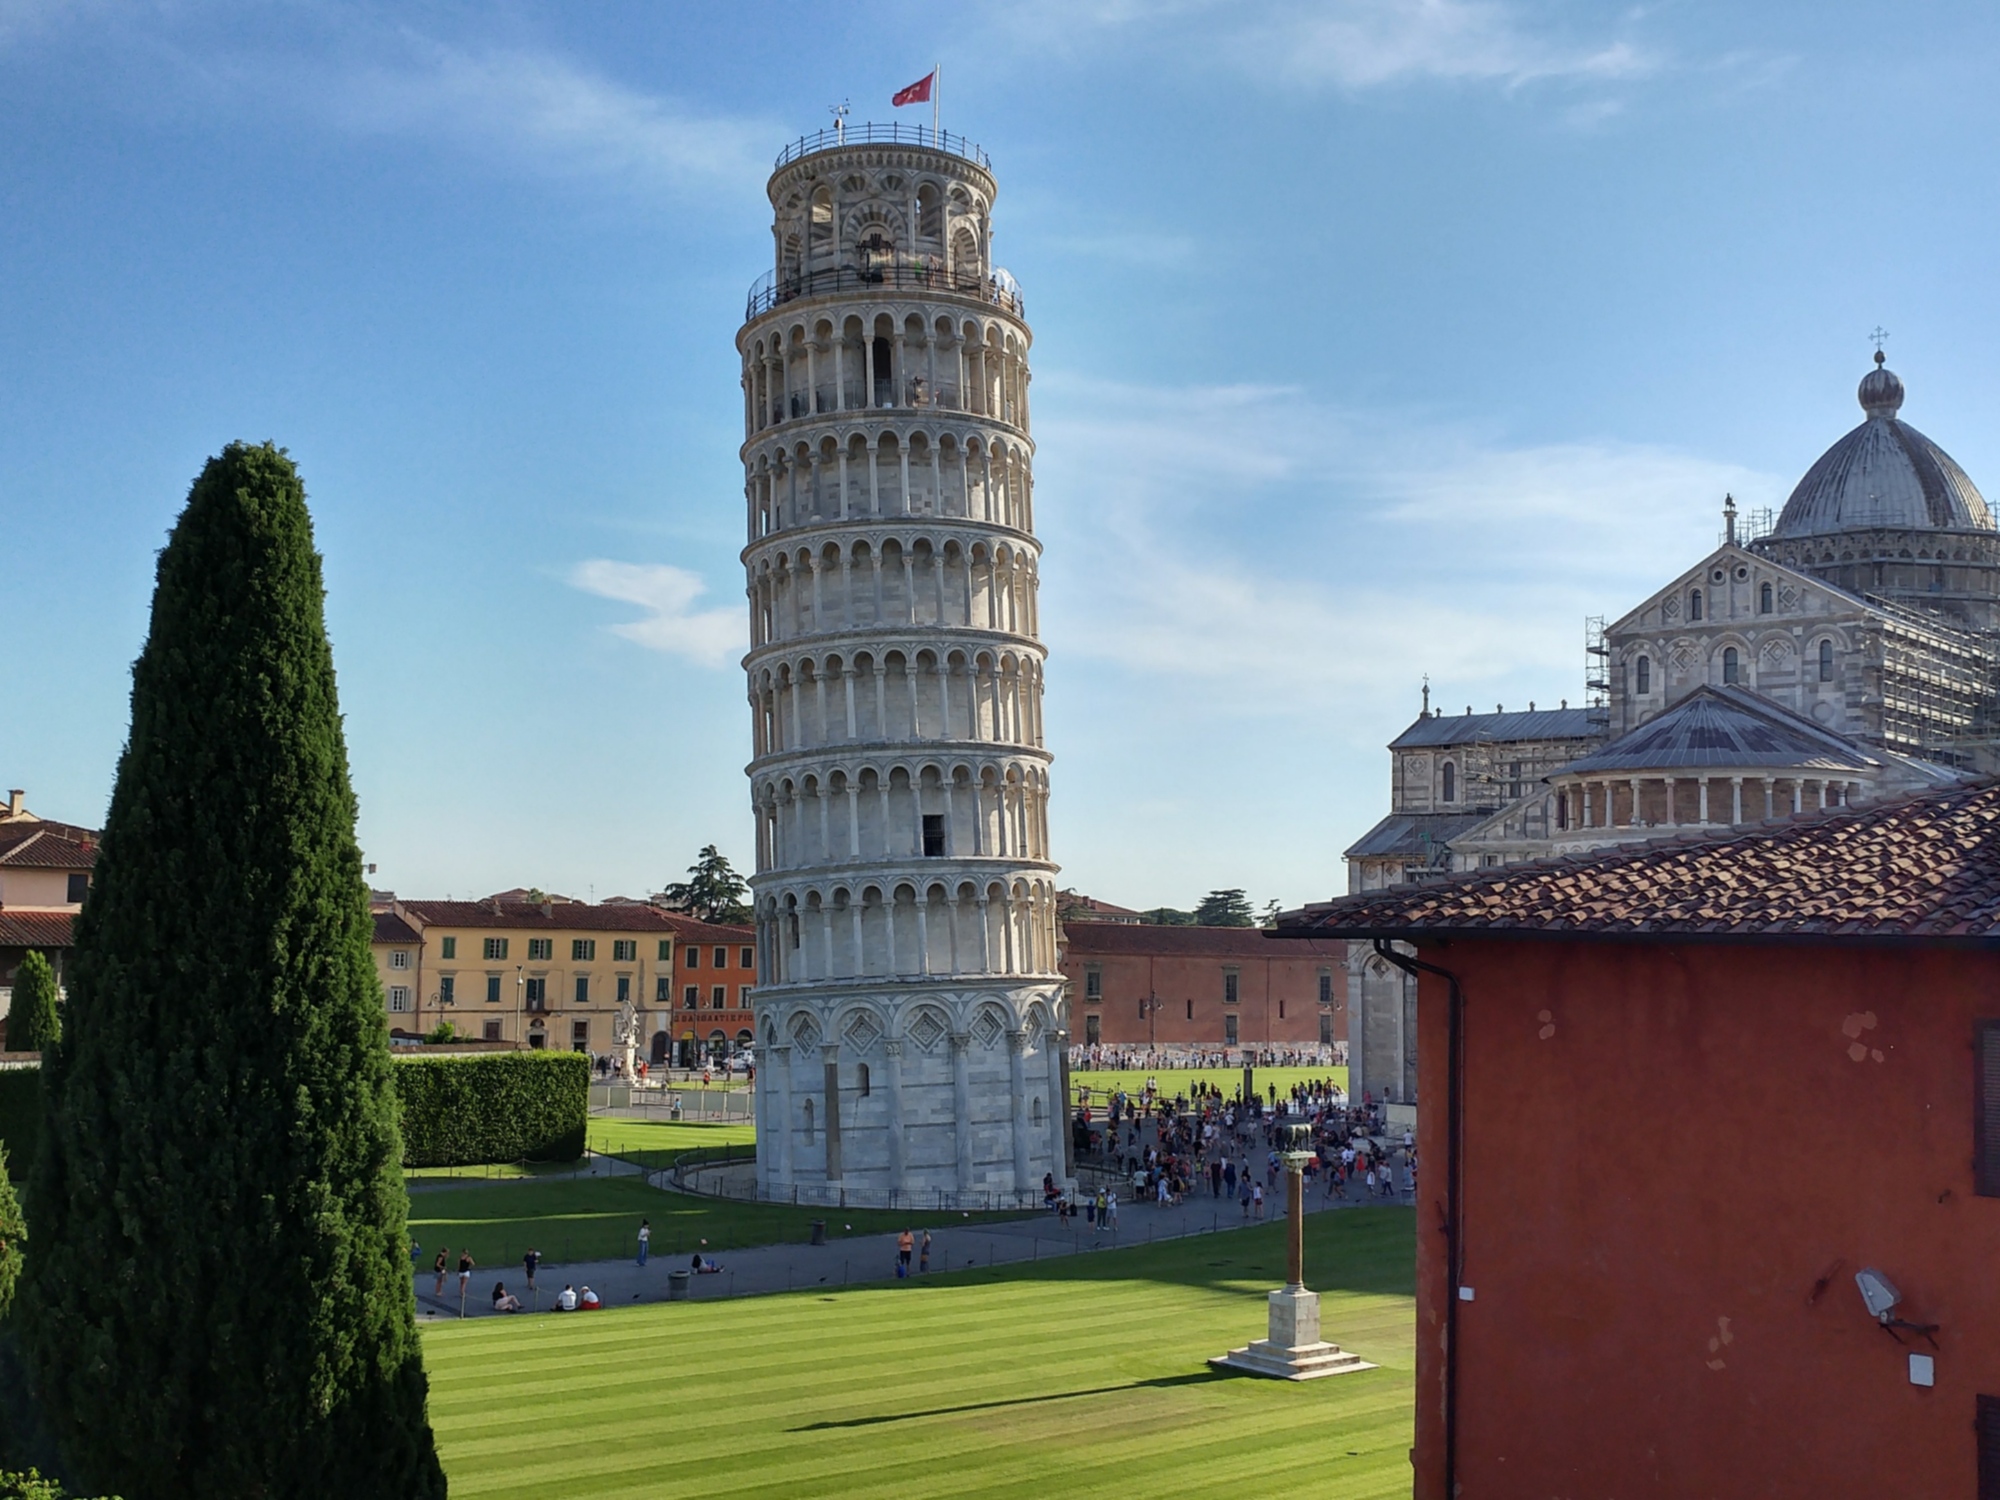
[{"x1": 1770, "y1": 354, "x2": 1990, "y2": 538}]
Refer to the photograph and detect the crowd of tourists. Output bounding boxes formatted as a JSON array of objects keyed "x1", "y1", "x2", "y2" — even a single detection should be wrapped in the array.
[
  {"x1": 1065, "y1": 1075, "x2": 1412, "y2": 1215},
  {"x1": 1066, "y1": 1044, "x2": 1344, "y2": 1071}
]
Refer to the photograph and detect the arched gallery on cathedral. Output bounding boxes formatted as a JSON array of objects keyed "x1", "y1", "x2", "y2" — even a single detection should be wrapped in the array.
[{"x1": 1343, "y1": 351, "x2": 2000, "y2": 1103}]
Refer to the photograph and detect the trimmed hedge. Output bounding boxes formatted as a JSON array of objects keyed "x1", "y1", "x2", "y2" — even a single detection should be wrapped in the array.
[
  {"x1": 0, "y1": 1074, "x2": 36, "y2": 1182},
  {"x1": 393, "y1": 1051, "x2": 588, "y2": 1167}
]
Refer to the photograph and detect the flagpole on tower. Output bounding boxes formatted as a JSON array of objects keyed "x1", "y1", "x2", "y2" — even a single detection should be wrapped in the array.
[{"x1": 933, "y1": 63, "x2": 941, "y2": 145}]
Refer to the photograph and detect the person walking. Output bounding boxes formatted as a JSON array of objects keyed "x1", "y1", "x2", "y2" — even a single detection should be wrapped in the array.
[
  {"x1": 457, "y1": 1250, "x2": 475, "y2": 1298},
  {"x1": 1238, "y1": 1174, "x2": 1253, "y2": 1218},
  {"x1": 897, "y1": 1228, "x2": 914, "y2": 1277},
  {"x1": 432, "y1": 1247, "x2": 449, "y2": 1298},
  {"x1": 637, "y1": 1218, "x2": 652, "y2": 1265},
  {"x1": 919, "y1": 1229, "x2": 932, "y2": 1274},
  {"x1": 1105, "y1": 1190, "x2": 1119, "y2": 1231},
  {"x1": 523, "y1": 1247, "x2": 541, "y2": 1293}
]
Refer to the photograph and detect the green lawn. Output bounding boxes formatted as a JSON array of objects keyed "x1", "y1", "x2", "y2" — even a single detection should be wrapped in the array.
[
  {"x1": 1071, "y1": 1066, "x2": 1348, "y2": 1105},
  {"x1": 585, "y1": 1117, "x2": 755, "y2": 1173},
  {"x1": 407, "y1": 1174, "x2": 1031, "y2": 1269},
  {"x1": 423, "y1": 1207, "x2": 1416, "y2": 1499}
]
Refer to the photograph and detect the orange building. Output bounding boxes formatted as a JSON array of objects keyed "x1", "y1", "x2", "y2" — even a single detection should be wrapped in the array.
[
  {"x1": 658, "y1": 913, "x2": 758, "y2": 1067},
  {"x1": 1285, "y1": 782, "x2": 2000, "y2": 1497},
  {"x1": 1060, "y1": 921, "x2": 1346, "y2": 1056}
]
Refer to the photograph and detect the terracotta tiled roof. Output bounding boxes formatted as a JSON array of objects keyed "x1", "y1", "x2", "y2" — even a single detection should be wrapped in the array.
[
  {"x1": 655, "y1": 913, "x2": 756, "y2": 943},
  {"x1": 1063, "y1": 922, "x2": 1343, "y2": 957},
  {"x1": 0, "y1": 912, "x2": 76, "y2": 949},
  {"x1": 400, "y1": 900, "x2": 680, "y2": 933},
  {"x1": 0, "y1": 827, "x2": 97, "y2": 869},
  {"x1": 1280, "y1": 780, "x2": 2000, "y2": 942},
  {"x1": 372, "y1": 913, "x2": 420, "y2": 945}
]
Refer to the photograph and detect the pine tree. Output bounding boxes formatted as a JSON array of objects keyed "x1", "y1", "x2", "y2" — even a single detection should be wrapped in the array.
[
  {"x1": 1192, "y1": 889, "x2": 1256, "y2": 927},
  {"x1": 659, "y1": 845, "x2": 751, "y2": 924},
  {"x1": 23, "y1": 443, "x2": 446, "y2": 1498},
  {"x1": 3, "y1": 953, "x2": 59, "y2": 1054}
]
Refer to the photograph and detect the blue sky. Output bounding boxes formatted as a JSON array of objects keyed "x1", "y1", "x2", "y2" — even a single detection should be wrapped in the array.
[{"x1": 5, "y1": 0, "x2": 1999, "y2": 912}]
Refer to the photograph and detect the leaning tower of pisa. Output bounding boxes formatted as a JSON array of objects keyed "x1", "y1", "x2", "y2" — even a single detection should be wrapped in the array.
[{"x1": 738, "y1": 123, "x2": 1067, "y2": 1209}]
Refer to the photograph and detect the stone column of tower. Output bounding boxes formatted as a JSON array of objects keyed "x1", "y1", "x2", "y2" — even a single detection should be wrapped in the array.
[{"x1": 738, "y1": 124, "x2": 1066, "y2": 1209}]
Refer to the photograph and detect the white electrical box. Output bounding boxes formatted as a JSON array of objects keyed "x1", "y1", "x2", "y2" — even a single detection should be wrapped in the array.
[
  {"x1": 1909, "y1": 1354, "x2": 1935, "y2": 1387},
  {"x1": 1458, "y1": 1286, "x2": 1476, "y2": 1302}
]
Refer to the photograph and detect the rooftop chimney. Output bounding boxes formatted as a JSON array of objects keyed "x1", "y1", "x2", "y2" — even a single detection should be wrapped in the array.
[{"x1": 5, "y1": 791, "x2": 22, "y2": 818}]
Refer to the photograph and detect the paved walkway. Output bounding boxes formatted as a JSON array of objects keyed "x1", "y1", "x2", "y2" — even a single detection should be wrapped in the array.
[{"x1": 414, "y1": 1166, "x2": 1410, "y2": 1321}]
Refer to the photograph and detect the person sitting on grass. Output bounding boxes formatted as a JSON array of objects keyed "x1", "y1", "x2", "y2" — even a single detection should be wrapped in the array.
[
  {"x1": 691, "y1": 1252, "x2": 724, "y2": 1274},
  {"x1": 579, "y1": 1286, "x2": 602, "y2": 1310},
  {"x1": 492, "y1": 1282, "x2": 522, "y2": 1314},
  {"x1": 556, "y1": 1283, "x2": 578, "y2": 1312}
]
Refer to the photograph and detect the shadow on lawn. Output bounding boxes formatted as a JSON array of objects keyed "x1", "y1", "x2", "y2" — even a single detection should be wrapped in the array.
[{"x1": 791, "y1": 1370, "x2": 1228, "y2": 1430}]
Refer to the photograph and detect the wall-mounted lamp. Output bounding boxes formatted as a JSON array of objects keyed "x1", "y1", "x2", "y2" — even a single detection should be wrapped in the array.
[{"x1": 1855, "y1": 1267, "x2": 1940, "y2": 1349}]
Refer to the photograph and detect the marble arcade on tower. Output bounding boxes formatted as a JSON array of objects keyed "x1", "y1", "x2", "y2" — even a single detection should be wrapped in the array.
[{"x1": 738, "y1": 125, "x2": 1067, "y2": 1208}]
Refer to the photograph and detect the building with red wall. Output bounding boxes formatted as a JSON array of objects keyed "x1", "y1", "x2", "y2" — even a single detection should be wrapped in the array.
[
  {"x1": 1060, "y1": 922, "x2": 1346, "y2": 1057},
  {"x1": 1282, "y1": 782, "x2": 2000, "y2": 1497}
]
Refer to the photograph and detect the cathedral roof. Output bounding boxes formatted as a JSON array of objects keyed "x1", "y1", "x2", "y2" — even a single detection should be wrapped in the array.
[
  {"x1": 1771, "y1": 355, "x2": 1991, "y2": 539},
  {"x1": 1557, "y1": 685, "x2": 1879, "y2": 776},
  {"x1": 1345, "y1": 811, "x2": 1493, "y2": 861},
  {"x1": 1390, "y1": 706, "x2": 1599, "y2": 750}
]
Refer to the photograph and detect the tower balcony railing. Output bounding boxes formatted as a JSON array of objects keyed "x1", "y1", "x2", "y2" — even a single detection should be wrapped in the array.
[
  {"x1": 747, "y1": 261, "x2": 1025, "y2": 322},
  {"x1": 774, "y1": 122, "x2": 990, "y2": 172}
]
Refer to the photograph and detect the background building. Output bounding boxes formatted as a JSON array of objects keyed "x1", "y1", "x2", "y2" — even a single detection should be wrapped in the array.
[
  {"x1": 365, "y1": 898, "x2": 751, "y2": 1062},
  {"x1": 741, "y1": 122, "x2": 1066, "y2": 1208},
  {"x1": 0, "y1": 789, "x2": 95, "y2": 1021},
  {"x1": 1340, "y1": 355, "x2": 2000, "y2": 1102},
  {"x1": 1059, "y1": 921, "x2": 1345, "y2": 1057}
]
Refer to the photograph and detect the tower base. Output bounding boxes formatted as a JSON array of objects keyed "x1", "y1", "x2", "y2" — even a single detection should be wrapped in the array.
[{"x1": 1210, "y1": 1287, "x2": 1376, "y2": 1381}]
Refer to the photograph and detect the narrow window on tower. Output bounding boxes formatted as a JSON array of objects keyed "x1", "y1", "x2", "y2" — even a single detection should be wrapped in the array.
[
  {"x1": 1636, "y1": 655, "x2": 1651, "y2": 694},
  {"x1": 1819, "y1": 639, "x2": 1835, "y2": 682},
  {"x1": 857, "y1": 1063, "x2": 871, "y2": 1097},
  {"x1": 1441, "y1": 762, "x2": 1456, "y2": 803},
  {"x1": 873, "y1": 336, "x2": 893, "y2": 406},
  {"x1": 1759, "y1": 582, "x2": 1774, "y2": 614},
  {"x1": 922, "y1": 814, "x2": 946, "y2": 856},
  {"x1": 1690, "y1": 589, "x2": 1704, "y2": 621},
  {"x1": 1723, "y1": 646, "x2": 1740, "y2": 685}
]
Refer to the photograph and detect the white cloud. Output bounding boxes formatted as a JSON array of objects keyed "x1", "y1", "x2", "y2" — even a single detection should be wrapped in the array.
[
  {"x1": 331, "y1": 44, "x2": 774, "y2": 191},
  {"x1": 1238, "y1": 0, "x2": 1653, "y2": 90},
  {"x1": 1033, "y1": 374, "x2": 1779, "y2": 727},
  {"x1": 997, "y1": 0, "x2": 1658, "y2": 92},
  {"x1": 568, "y1": 561, "x2": 741, "y2": 667}
]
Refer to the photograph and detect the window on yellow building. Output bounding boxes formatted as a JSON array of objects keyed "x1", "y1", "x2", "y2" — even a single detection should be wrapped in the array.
[
  {"x1": 483, "y1": 937, "x2": 507, "y2": 960},
  {"x1": 390, "y1": 950, "x2": 409, "y2": 970},
  {"x1": 441, "y1": 936, "x2": 457, "y2": 959},
  {"x1": 614, "y1": 940, "x2": 637, "y2": 962},
  {"x1": 572, "y1": 939, "x2": 596, "y2": 961},
  {"x1": 528, "y1": 938, "x2": 552, "y2": 961},
  {"x1": 574, "y1": 976, "x2": 589, "y2": 1005}
]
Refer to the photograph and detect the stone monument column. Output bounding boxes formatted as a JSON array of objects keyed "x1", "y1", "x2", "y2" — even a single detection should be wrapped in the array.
[
  {"x1": 1212, "y1": 1123, "x2": 1374, "y2": 1381},
  {"x1": 1044, "y1": 1027, "x2": 1069, "y2": 1179}
]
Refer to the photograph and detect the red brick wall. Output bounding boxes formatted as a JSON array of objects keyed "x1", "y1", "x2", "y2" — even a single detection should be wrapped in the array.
[
  {"x1": 1411, "y1": 937, "x2": 2000, "y2": 1498},
  {"x1": 1060, "y1": 927, "x2": 1346, "y2": 1047}
]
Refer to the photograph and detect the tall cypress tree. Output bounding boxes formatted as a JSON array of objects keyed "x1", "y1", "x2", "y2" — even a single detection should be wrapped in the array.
[
  {"x1": 23, "y1": 443, "x2": 446, "y2": 1498},
  {"x1": 4, "y1": 953, "x2": 59, "y2": 1054}
]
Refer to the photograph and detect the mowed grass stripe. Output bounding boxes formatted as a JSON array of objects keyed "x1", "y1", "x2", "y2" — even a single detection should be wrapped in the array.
[{"x1": 424, "y1": 1211, "x2": 1414, "y2": 1498}]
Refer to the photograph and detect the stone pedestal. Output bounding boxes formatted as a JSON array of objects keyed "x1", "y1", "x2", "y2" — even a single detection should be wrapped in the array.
[{"x1": 1210, "y1": 1286, "x2": 1374, "y2": 1381}]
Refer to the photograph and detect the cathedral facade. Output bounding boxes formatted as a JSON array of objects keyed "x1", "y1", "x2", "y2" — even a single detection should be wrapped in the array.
[
  {"x1": 739, "y1": 124, "x2": 1068, "y2": 1208},
  {"x1": 1343, "y1": 354, "x2": 1998, "y2": 1102}
]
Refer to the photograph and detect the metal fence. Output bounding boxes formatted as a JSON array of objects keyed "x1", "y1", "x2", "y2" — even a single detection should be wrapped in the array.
[{"x1": 774, "y1": 123, "x2": 990, "y2": 171}]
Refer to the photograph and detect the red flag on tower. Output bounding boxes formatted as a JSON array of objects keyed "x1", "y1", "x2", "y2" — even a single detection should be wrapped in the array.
[{"x1": 892, "y1": 71, "x2": 935, "y2": 107}]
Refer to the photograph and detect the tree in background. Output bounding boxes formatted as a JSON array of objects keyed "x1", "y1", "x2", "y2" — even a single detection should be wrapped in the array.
[
  {"x1": 23, "y1": 444, "x2": 445, "y2": 1499},
  {"x1": 1193, "y1": 889, "x2": 1257, "y2": 927},
  {"x1": 3, "y1": 955, "x2": 58, "y2": 1055},
  {"x1": 1139, "y1": 908, "x2": 1197, "y2": 927},
  {"x1": 0, "y1": 1146, "x2": 19, "y2": 1322},
  {"x1": 659, "y1": 845, "x2": 751, "y2": 924}
]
